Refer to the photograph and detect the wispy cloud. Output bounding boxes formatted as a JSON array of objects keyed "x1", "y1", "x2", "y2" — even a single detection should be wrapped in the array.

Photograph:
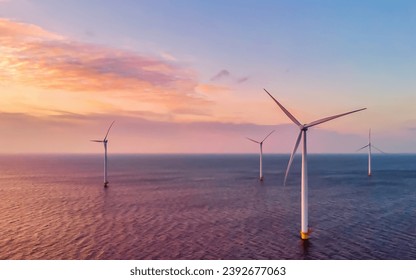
[
  {"x1": 210, "y1": 69, "x2": 230, "y2": 81},
  {"x1": 210, "y1": 69, "x2": 249, "y2": 84},
  {"x1": 236, "y1": 76, "x2": 249, "y2": 84},
  {"x1": 160, "y1": 51, "x2": 177, "y2": 61},
  {"x1": 0, "y1": 18, "x2": 210, "y2": 116}
]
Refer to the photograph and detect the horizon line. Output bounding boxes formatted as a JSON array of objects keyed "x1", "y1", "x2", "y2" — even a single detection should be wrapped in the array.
[{"x1": 0, "y1": 152, "x2": 414, "y2": 156}]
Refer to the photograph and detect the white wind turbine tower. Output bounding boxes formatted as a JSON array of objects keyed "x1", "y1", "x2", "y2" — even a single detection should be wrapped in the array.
[
  {"x1": 357, "y1": 129, "x2": 385, "y2": 176},
  {"x1": 264, "y1": 89, "x2": 366, "y2": 240},
  {"x1": 246, "y1": 130, "x2": 275, "y2": 181},
  {"x1": 91, "y1": 121, "x2": 115, "y2": 187}
]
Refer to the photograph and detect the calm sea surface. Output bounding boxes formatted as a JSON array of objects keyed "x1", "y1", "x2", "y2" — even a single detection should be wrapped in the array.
[{"x1": 0, "y1": 154, "x2": 415, "y2": 260}]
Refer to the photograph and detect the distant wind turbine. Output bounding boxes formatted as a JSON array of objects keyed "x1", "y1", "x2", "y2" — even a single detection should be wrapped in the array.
[
  {"x1": 264, "y1": 89, "x2": 366, "y2": 240},
  {"x1": 91, "y1": 121, "x2": 115, "y2": 187},
  {"x1": 246, "y1": 130, "x2": 275, "y2": 181},
  {"x1": 356, "y1": 129, "x2": 385, "y2": 176}
]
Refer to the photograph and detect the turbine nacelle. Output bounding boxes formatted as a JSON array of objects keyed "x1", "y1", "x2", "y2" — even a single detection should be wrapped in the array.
[
  {"x1": 91, "y1": 121, "x2": 115, "y2": 144},
  {"x1": 246, "y1": 130, "x2": 275, "y2": 145},
  {"x1": 356, "y1": 129, "x2": 385, "y2": 154}
]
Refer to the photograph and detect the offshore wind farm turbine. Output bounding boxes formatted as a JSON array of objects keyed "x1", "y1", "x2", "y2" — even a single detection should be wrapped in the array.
[
  {"x1": 246, "y1": 130, "x2": 275, "y2": 181},
  {"x1": 264, "y1": 89, "x2": 366, "y2": 240},
  {"x1": 91, "y1": 121, "x2": 115, "y2": 187},
  {"x1": 357, "y1": 129, "x2": 385, "y2": 176}
]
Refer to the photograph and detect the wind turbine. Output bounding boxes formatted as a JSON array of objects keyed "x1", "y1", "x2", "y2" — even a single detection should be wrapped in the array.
[
  {"x1": 356, "y1": 129, "x2": 385, "y2": 176},
  {"x1": 264, "y1": 89, "x2": 366, "y2": 240},
  {"x1": 91, "y1": 121, "x2": 115, "y2": 187},
  {"x1": 246, "y1": 130, "x2": 275, "y2": 181}
]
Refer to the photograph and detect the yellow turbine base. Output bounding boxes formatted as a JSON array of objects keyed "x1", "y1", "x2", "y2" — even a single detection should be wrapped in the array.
[{"x1": 300, "y1": 230, "x2": 309, "y2": 240}]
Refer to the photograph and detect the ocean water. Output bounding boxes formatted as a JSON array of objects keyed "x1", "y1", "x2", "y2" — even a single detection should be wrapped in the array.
[{"x1": 0, "y1": 154, "x2": 415, "y2": 260}]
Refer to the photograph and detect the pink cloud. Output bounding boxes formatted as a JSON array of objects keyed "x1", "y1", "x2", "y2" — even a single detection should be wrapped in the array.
[{"x1": 0, "y1": 18, "x2": 209, "y2": 113}]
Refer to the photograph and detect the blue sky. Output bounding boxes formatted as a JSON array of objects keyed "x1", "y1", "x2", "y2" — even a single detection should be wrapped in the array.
[{"x1": 0, "y1": 0, "x2": 415, "y2": 153}]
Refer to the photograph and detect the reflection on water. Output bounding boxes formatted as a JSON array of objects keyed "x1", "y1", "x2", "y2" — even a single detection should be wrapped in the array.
[
  {"x1": 0, "y1": 154, "x2": 415, "y2": 259},
  {"x1": 300, "y1": 240, "x2": 310, "y2": 259}
]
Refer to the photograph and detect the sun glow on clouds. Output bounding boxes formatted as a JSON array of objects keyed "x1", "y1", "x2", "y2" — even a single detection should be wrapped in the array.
[
  {"x1": 0, "y1": 18, "x2": 387, "y2": 153},
  {"x1": 0, "y1": 18, "x2": 277, "y2": 127},
  {"x1": 0, "y1": 18, "x2": 214, "y2": 120}
]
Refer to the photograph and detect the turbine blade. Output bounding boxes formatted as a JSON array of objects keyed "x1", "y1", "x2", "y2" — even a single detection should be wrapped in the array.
[
  {"x1": 372, "y1": 145, "x2": 386, "y2": 154},
  {"x1": 284, "y1": 130, "x2": 302, "y2": 186},
  {"x1": 261, "y1": 130, "x2": 275, "y2": 143},
  {"x1": 264, "y1": 89, "x2": 301, "y2": 127},
  {"x1": 306, "y1": 108, "x2": 367, "y2": 128},
  {"x1": 356, "y1": 144, "x2": 369, "y2": 152},
  {"x1": 103, "y1": 120, "x2": 115, "y2": 141},
  {"x1": 246, "y1": 137, "x2": 260, "y2": 144},
  {"x1": 91, "y1": 140, "x2": 103, "y2": 142}
]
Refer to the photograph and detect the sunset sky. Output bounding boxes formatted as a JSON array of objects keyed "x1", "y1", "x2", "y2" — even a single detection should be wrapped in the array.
[{"x1": 1, "y1": 0, "x2": 415, "y2": 153}]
